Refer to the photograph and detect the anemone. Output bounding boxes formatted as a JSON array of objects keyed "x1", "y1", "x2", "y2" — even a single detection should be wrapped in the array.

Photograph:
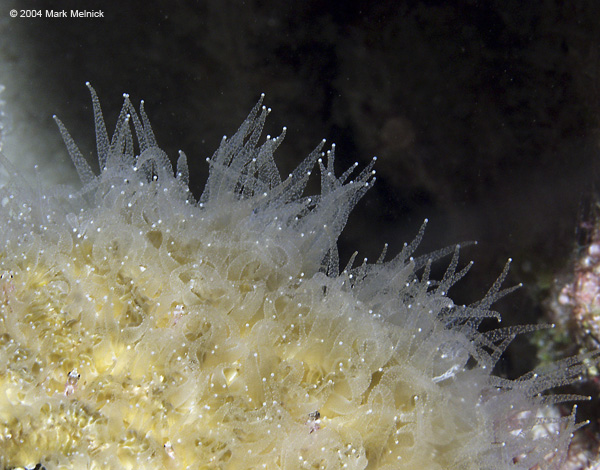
[{"x1": 0, "y1": 84, "x2": 595, "y2": 469}]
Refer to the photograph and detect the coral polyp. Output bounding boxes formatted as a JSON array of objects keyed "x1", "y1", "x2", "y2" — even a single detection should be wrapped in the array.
[{"x1": 0, "y1": 85, "x2": 595, "y2": 469}]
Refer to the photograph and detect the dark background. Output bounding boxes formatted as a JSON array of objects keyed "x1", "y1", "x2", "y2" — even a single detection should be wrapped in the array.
[{"x1": 3, "y1": 0, "x2": 600, "y2": 380}]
